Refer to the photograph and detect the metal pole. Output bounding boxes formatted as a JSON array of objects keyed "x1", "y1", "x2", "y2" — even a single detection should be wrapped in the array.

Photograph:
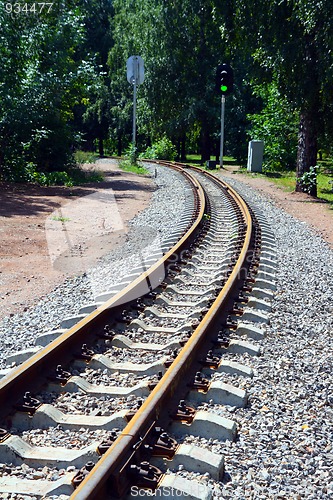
[
  {"x1": 219, "y1": 95, "x2": 225, "y2": 168},
  {"x1": 132, "y1": 78, "x2": 137, "y2": 148}
]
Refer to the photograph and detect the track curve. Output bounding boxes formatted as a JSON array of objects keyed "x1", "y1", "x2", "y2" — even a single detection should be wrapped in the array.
[{"x1": 0, "y1": 161, "x2": 275, "y2": 500}]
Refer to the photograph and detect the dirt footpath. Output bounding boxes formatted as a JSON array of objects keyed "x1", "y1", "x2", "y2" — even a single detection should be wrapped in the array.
[
  {"x1": 1, "y1": 161, "x2": 332, "y2": 321},
  {"x1": 0, "y1": 159, "x2": 155, "y2": 320},
  {"x1": 218, "y1": 167, "x2": 333, "y2": 249}
]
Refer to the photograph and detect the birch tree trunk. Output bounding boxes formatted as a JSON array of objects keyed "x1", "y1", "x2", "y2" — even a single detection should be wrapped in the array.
[{"x1": 295, "y1": 109, "x2": 318, "y2": 197}]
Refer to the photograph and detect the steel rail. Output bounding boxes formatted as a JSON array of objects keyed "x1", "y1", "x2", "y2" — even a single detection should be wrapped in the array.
[
  {"x1": 0, "y1": 164, "x2": 206, "y2": 421},
  {"x1": 71, "y1": 162, "x2": 253, "y2": 499}
]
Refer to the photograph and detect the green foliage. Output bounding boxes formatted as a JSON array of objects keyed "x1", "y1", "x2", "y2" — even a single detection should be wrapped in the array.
[
  {"x1": 68, "y1": 167, "x2": 104, "y2": 185},
  {"x1": 108, "y1": 0, "x2": 233, "y2": 161},
  {"x1": 140, "y1": 137, "x2": 177, "y2": 161},
  {"x1": 118, "y1": 144, "x2": 151, "y2": 175},
  {"x1": 124, "y1": 144, "x2": 138, "y2": 165},
  {"x1": 119, "y1": 160, "x2": 149, "y2": 176},
  {"x1": 52, "y1": 216, "x2": 71, "y2": 223},
  {"x1": 74, "y1": 150, "x2": 99, "y2": 164},
  {"x1": 250, "y1": 167, "x2": 333, "y2": 205},
  {"x1": 0, "y1": 1, "x2": 112, "y2": 182},
  {"x1": 1, "y1": 0, "x2": 333, "y2": 195},
  {"x1": 247, "y1": 81, "x2": 298, "y2": 171},
  {"x1": 298, "y1": 165, "x2": 319, "y2": 195},
  {"x1": 232, "y1": 0, "x2": 333, "y2": 192},
  {"x1": 14, "y1": 162, "x2": 103, "y2": 187},
  {"x1": 21, "y1": 163, "x2": 74, "y2": 186},
  {"x1": 40, "y1": 171, "x2": 74, "y2": 187},
  {"x1": 317, "y1": 172, "x2": 333, "y2": 204}
]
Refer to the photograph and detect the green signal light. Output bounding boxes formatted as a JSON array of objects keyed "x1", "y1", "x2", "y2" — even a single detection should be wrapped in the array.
[{"x1": 221, "y1": 85, "x2": 228, "y2": 92}]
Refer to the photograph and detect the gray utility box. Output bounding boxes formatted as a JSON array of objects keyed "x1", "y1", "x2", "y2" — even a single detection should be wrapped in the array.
[
  {"x1": 247, "y1": 140, "x2": 264, "y2": 172},
  {"x1": 206, "y1": 160, "x2": 217, "y2": 169}
]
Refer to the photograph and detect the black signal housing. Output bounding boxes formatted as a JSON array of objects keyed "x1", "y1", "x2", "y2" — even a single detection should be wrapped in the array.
[{"x1": 215, "y1": 63, "x2": 234, "y2": 95}]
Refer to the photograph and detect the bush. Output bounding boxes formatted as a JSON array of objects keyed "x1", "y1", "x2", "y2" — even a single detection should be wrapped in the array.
[
  {"x1": 12, "y1": 162, "x2": 103, "y2": 187},
  {"x1": 247, "y1": 81, "x2": 298, "y2": 171},
  {"x1": 74, "y1": 150, "x2": 99, "y2": 164},
  {"x1": 124, "y1": 144, "x2": 138, "y2": 165},
  {"x1": 298, "y1": 165, "x2": 319, "y2": 194},
  {"x1": 24, "y1": 164, "x2": 74, "y2": 186},
  {"x1": 140, "y1": 137, "x2": 177, "y2": 161}
]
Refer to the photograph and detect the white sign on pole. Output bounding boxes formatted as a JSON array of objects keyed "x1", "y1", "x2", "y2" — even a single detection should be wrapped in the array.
[
  {"x1": 126, "y1": 56, "x2": 144, "y2": 150},
  {"x1": 126, "y1": 55, "x2": 144, "y2": 85}
]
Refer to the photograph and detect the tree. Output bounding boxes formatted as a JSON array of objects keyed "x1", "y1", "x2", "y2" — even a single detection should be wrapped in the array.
[
  {"x1": 108, "y1": 0, "x2": 237, "y2": 161},
  {"x1": 247, "y1": 80, "x2": 298, "y2": 171},
  {"x1": 232, "y1": 0, "x2": 333, "y2": 195},
  {"x1": 0, "y1": 1, "x2": 116, "y2": 181},
  {"x1": 76, "y1": 0, "x2": 114, "y2": 155}
]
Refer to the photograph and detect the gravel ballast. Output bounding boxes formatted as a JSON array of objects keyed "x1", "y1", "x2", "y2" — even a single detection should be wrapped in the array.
[
  {"x1": 0, "y1": 166, "x2": 332, "y2": 499},
  {"x1": 207, "y1": 172, "x2": 333, "y2": 499},
  {"x1": 0, "y1": 164, "x2": 189, "y2": 369}
]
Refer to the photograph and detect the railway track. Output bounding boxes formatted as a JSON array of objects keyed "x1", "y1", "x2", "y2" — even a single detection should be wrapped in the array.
[{"x1": 0, "y1": 162, "x2": 276, "y2": 499}]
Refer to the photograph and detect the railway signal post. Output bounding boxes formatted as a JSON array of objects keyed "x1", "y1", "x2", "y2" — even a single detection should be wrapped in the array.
[
  {"x1": 215, "y1": 63, "x2": 233, "y2": 168},
  {"x1": 127, "y1": 55, "x2": 144, "y2": 154}
]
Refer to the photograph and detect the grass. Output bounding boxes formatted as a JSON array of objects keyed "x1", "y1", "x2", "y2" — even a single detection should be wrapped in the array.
[
  {"x1": 185, "y1": 153, "x2": 333, "y2": 206},
  {"x1": 118, "y1": 159, "x2": 150, "y2": 176},
  {"x1": 51, "y1": 215, "x2": 70, "y2": 222},
  {"x1": 318, "y1": 158, "x2": 333, "y2": 174},
  {"x1": 74, "y1": 150, "x2": 99, "y2": 164},
  {"x1": 68, "y1": 166, "x2": 104, "y2": 185},
  {"x1": 239, "y1": 167, "x2": 333, "y2": 205},
  {"x1": 185, "y1": 154, "x2": 237, "y2": 166},
  {"x1": 317, "y1": 172, "x2": 333, "y2": 204},
  {"x1": 139, "y1": 149, "x2": 333, "y2": 206},
  {"x1": 243, "y1": 169, "x2": 296, "y2": 192}
]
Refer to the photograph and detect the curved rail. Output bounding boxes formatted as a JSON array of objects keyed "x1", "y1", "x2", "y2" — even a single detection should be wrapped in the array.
[
  {"x1": 0, "y1": 164, "x2": 205, "y2": 420},
  {"x1": 71, "y1": 162, "x2": 253, "y2": 499}
]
